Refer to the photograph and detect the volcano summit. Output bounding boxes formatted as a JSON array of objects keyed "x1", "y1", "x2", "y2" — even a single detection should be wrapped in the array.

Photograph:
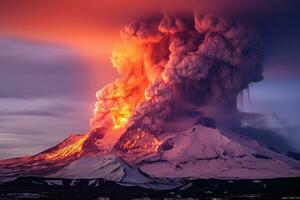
[{"x1": 0, "y1": 12, "x2": 299, "y2": 188}]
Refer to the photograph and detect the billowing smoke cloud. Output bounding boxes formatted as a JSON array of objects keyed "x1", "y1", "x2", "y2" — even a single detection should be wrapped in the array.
[{"x1": 91, "y1": 12, "x2": 263, "y2": 153}]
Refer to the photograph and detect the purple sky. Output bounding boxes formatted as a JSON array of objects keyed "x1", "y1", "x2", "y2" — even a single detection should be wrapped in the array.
[
  {"x1": 0, "y1": 37, "x2": 118, "y2": 158},
  {"x1": 0, "y1": 2, "x2": 300, "y2": 159}
]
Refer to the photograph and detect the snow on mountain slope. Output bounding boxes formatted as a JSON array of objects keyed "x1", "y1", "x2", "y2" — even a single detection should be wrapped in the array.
[
  {"x1": 0, "y1": 133, "x2": 89, "y2": 182},
  {"x1": 1, "y1": 122, "x2": 299, "y2": 185},
  {"x1": 51, "y1": 155, "x2": 149, "y2": 182},
  {"x1": 138, "y1": 124, "x2": 300, "y2": 179},
  {"x1": 50, "y1": 155, "x2": 179, "y2": 189}
]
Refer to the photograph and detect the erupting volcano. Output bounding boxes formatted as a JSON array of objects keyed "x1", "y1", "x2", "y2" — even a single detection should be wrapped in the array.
[{"x1": 0, "y1": 12, "x2": 299, "y2": 186}]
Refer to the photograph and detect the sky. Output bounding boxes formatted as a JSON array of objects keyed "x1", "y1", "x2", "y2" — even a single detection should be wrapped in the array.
[{"x1": 0, "y1": 0, "x2": 300, "y2": 159}]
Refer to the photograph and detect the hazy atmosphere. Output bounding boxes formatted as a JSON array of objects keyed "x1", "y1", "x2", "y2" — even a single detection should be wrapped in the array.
[{"x1": 0, "y1": 0, "x2": 299, "y2": 159}]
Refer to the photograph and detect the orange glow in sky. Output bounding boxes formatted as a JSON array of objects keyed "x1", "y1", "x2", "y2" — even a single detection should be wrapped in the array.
[{"x1": 0, "y1": 0, "x2": 278, "y2": 61}]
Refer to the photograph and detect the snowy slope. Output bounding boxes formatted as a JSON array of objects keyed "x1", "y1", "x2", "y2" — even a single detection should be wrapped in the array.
[
  {"x1": 50, "y1": 155, "x2": 179, "y2": 189},
  {"x1": 0, "y1": 122, "x2": 299, "y2": 185},
  {"x1": 50, "y1": 155, "x2": 149, "y2": 182},
  {"x1": 138, "y1": 124, "x2": 300, "y2": 179}
]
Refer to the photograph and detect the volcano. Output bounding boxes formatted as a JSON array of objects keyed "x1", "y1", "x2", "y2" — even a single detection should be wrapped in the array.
[
  {"x1": 0, "y1": 12, "x2": 299, "y2": 189},
  {"x1": 1, "y1": 117, "x2": 299, "y2": 186}
]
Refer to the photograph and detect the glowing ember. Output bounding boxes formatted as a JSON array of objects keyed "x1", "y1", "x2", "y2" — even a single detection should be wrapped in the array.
[
  {"x1": 111, "y1": 103, "x2": 131, "y2": 129},
  {"x1": 117, "y1": 128, "x2": 162, "y2": 154},
  {"x1": 41, "y1": 134, "x2": 89, "y2": 161}
]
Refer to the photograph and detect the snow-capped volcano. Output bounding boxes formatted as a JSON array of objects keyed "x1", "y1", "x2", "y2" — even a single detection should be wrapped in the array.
[
  {"x1": 1, "y1": 12, "x2": 300, "y2": 188},
  {"x1": 138, "y1": 121, "x2": 300, "y2": 179},
  {"x1": 0, "y1": 117, "x2": 299, "y2": 186}
]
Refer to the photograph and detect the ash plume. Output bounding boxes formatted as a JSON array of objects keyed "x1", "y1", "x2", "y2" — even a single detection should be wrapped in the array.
[{"x1": 91, "y1": 12, "x2": 264, "y2": 152}]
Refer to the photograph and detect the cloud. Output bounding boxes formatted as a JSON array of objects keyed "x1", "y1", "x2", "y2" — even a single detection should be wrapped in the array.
[
  {"x1": 0, "y1": 37, "x2": 90, "y2": 99},
  {"x1": 0, "y1": 104, "x2": 74, "y2": 118},
  {"x1": 0, "y1": 133, "x2": 54, "y2": 159},
  {"x1": 0, "y1": 0, "x2": 296, "y2": 57},
  {"x1": 0, "y1": 96, "x2": 93, "y2": 159},
  {"x1": 0, "y1": 37, "x2": 97, "y2": 158}
]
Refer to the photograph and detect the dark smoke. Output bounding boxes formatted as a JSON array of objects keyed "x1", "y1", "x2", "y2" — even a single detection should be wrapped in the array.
[{"x1": 114, "y1": 12, "x2": 264, "y2": 151}]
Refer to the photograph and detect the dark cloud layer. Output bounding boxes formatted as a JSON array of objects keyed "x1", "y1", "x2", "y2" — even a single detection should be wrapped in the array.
[
  {"x1": 0, "y1": 37, "x2": 90, "y2": 99},
  {"x1": 258, "y1": 1, "x2": 300, "y2": 79}
]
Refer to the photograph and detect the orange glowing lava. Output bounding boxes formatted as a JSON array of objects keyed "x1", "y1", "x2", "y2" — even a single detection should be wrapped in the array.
[
  {"x1": 111, "y1": 103, "x2": 131, "y2": 129},
  {"x1": 119, "y1": 128, "x2": 162, "y2": 154},
  {"x1": 37, "y1": 134, "x2": 89, "y2": 161}
]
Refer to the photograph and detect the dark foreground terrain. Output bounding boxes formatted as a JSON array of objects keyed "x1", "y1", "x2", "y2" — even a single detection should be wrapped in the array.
[{"x1": 0, "y1": 177, "x2": 300, "y2": 200}]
